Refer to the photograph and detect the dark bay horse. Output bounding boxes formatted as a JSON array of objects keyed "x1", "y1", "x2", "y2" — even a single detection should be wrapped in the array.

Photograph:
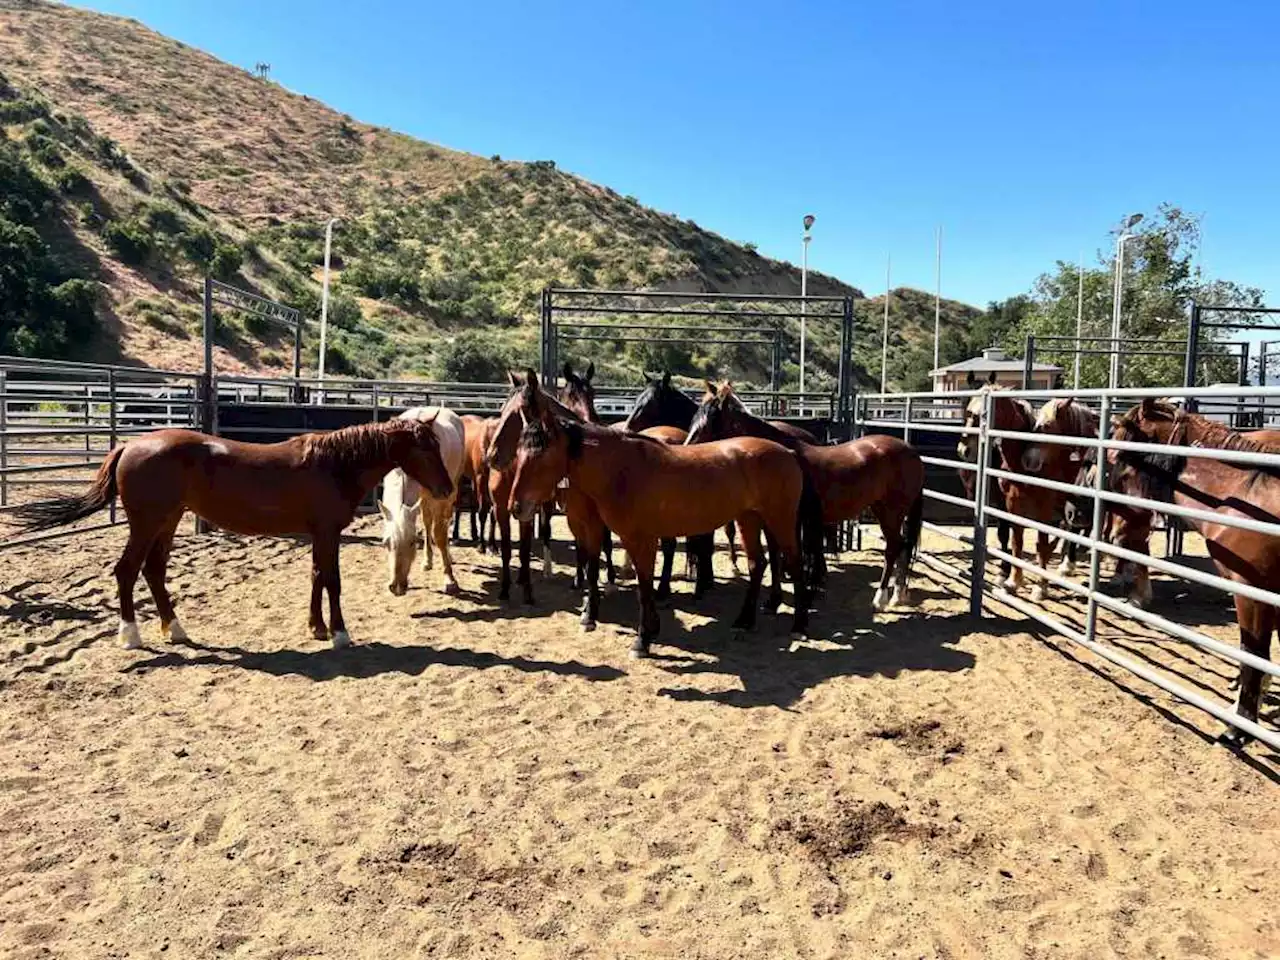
[
  {"x1": 13, "y1": 419, "x2": 453, "y2": 649},
  {"x1": 491, "y1": 371, "x2": 820, "y2": 658},
  {"x1": 687, "y1": 382, "x2": 924, "y2": 610},
  {"x1": 1109, "y1": 399, "x2": 1280, "y2": 741}
]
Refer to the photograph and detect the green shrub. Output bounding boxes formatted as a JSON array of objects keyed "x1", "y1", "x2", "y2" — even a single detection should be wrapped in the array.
[
  {"x1": 24, "y1": 132, "x2": 64, "y2": 168},
  {"x1": 179, "y1": 226, "x2": 217, "y2": 267},
  {"x1": 0, "y1": 96, "x2": 48, "y2": 124},
  {"x1": 435, "y1": 330, "x2": 511, "y2": 383},
  {"x1": 143, "y1": 203, "x2": 184, "y2": 235},
  {"x1": 101, "y1": 218, "x2": 154, "y2": 266},
  {"x1": 210, "y1": 242, "x2": 243, "y2": 280},
  {"x1": 53, "y1": 166, "x2": 91, "y2": 195}
]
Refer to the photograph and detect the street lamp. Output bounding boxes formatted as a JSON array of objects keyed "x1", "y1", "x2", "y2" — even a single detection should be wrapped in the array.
[
  {"x1": 799, "y1": 214, "x2": 815, "y2": 405},
  {"x1": 317, "y1": 217, "x2": 340, "y2": 401},
  {"x1": 1108, "y1": 212, "x2": 1144, "y2": 388}
]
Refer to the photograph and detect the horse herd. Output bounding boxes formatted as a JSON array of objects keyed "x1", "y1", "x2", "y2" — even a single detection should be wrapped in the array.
[{"x1": 11, "y1": 368, "x2": 1278, "y2": 743}]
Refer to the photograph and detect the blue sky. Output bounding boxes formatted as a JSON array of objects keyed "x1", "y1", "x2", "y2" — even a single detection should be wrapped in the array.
[{"x1": 75, "y1": 0, "x2": 1279, "y2": 309}]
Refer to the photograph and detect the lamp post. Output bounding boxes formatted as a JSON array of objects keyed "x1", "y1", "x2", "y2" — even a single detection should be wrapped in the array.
[
  {"x1": 317, "y1": 217, "x2": 340, "y2": 402},
  {"x1": 799, "y1": 214, "x2": 815, "y2": 407},
  {"x1": 1108, "y1": 213, "x2": 1144, "y2": 388}
]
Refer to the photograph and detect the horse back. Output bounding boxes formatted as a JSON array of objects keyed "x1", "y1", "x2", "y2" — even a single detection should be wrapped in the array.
[{"x1": 800, "y1": 435, "x2": 922, "y2": 520}]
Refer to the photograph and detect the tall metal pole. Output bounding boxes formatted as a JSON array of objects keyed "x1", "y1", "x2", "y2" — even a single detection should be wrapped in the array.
[
  {"x1": 317, "y1": 217, "x2": 339, "y2": 402},
  {"x1": 1073, "y1": 254, "x2": 1085, "y2": 388},
  {"x1": 799, "y1": 214, "x2": 814, "y2": 405},
  {"x1": 1109, "y1": 214, "x2": 1143, "y2": 389},
  {"x1": 880, "y1": 255, "x2": 891, "y2": 394},
  {"x1": 932, "y1": 224, "x2": 942, "y2": 372}
]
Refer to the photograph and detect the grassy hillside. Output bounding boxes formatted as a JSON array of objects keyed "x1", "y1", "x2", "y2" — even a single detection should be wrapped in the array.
[{"x1": 0, "y1": 0, "x2": 981, "y2": 389}]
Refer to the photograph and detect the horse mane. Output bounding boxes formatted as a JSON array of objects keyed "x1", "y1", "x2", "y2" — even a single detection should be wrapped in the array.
[
  {"x1": 1180, "y1": 412, "x2": 1273, "y2": 454},
  {"x1": 301, "y1": 420, "x2": 414, "y2": 472},
  {"x1": 1035, "y1": 397, "x2": 1098, "y2": 435}
]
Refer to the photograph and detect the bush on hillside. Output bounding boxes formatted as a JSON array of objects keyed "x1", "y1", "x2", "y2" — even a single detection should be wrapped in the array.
[
  {"x1": 0, "y1": 219, "x2": 99, "y2": 357},
  {"x1": 101, "y1": 217, "x2": 154, "y2": 266},
  {"x1": 435, "y1": 330, "x2": 512, "y2": 383},
  {"x1": 210, "y1": 242, "x2": 244, "y2": 280}
]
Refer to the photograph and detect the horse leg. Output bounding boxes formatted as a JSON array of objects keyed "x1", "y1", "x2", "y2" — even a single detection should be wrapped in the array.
[
  {"x1": 725, "y1": 520, "x2": 741, "y2": 574},
  {"x1": 577, "y1": 518, "x2": 604, "y2": 633},
  {"x1": 656, "y1": 538, "x2": 675, "y2": 601},
  {"x1": 540, "y1": 502, "x2": 554, "y2": 577},
  {"x1": 1226, "y1": 596, "x2": 1275, "y2": 743},
  {"x1": 770, "y1": 511, "x2": 810, "y2": 640},
  {"x1": 434, "y1": 504, "x2": 459, "y2": 596},
  {"x1": 496, "y1": 507, "x2": 512, "y2": 601},
  {"x1": 1030, "y1": 531, "x2": 1053, "y2": 602},
  {"x1": 625, "y1": 538, "x2": 660, "y2": 658},
  {"x1": 692, "y1": 533, "x2": 715, "y2": 599},
  {"x1": 997, "y1": 517, "x2": 1012, "y2": 583},
  {"x1": 602, "y1": 527, "x2": 617, "y2": 594},
  {"x1": 421, "y1": 504, "x2": 434, "y2": 572},
  {"x1": 115, "y1": 528, "x2": 158, "y2": 649},
  {"x1": 762, "y1": 529, "x2": 783, "y2": 615},
  {"x1": 871, "y1": 505, "x2": 902, "y2": 611},
  {"x1": 518, "y1": 518, "x2": 535, "y2": 605},
  {"x1": 1003, "y1": 520, "x2": 1024, "y2": 593},
  {"x1": 731, "y1": 515, "x2": 765, "y2": 634},
  {"x1": 315, "y1": 530, "x2": 350, "y2": 649},
  {"x1": 452, "y1": 497, "x2": 462, "y2": 544},
  {"x1": 1058, "y1": 535, "x2": 1078, "y2": 576},
  {"x1": 142, "y1": 514, "x2": 186, "y2": 642}
]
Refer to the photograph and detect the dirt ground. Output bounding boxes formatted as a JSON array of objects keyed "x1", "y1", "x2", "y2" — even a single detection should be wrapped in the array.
[{"x1": 0, "y1": 519, "x2": 1276, "y2": 960}]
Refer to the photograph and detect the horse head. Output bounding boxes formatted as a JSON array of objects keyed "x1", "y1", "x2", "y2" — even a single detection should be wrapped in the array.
[
  {"x1": 393, "y1": 414, "x2": 453, "y2": 500},
  {"x1": 507, "y1": 367, "x2": 576, "y2": 522},
  {"x1": 1022, "y1": 398, "x2": 1098, "y2": 476},
  {"x1": 686, "y1": 381, "x2": 745, "y2": 444},
  {"x1": 559, "y1": 361, "x2": 598, "y2": 423},
  {"x1": 621, "y1": 370, "x2": 695, "y2": 432}
]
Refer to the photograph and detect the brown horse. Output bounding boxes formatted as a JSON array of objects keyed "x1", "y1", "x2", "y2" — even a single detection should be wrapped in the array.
[
  {"x1": 456, "y1": 414, "x2": 497, "y2": 551},
  {"x1": 558, "y1": 362, "x2": 617, "y2": 592},
  {"x1": 636, "y1": 425, "x2": 716, "y2": 600},
  {"x1": 490, "y1": 370, "x2": 820, "y2": 658},
  {"x1": 13, "y1": 419, "x2": 453, "y2": 649},
  {"x1": 687, "y1": 382, "x2": 924, "y2": 610},
  {"x1": 1109, "y1": 399, "x2": 1280, "y2": 742}
]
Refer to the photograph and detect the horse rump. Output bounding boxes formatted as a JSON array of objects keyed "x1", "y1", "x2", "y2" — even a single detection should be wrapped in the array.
[{"x1": 12, "y1": 446, "x2": 124, "y2": 532}]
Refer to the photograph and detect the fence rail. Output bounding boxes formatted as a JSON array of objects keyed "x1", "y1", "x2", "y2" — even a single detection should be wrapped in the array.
[{"x1": 856, "y1": 385, "x2": 1280, "y2": 750}]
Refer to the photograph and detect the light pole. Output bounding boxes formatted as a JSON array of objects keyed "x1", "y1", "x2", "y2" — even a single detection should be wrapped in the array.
[
  {"x1": 1108, "y1": 213, "x2": 1143, "y2": 388},
  {"x1": 799, "y1": 214, "x2": 815, "y2": 406},
  {"x1": 880, "y1": 254, "x2": 891, "y2": 394},
  {"x1": 317, "y1": 217, "x2": 340, "y2": 401},
  {"x1": 932, "y1": 224, "x2": 942, "y2": 372}
]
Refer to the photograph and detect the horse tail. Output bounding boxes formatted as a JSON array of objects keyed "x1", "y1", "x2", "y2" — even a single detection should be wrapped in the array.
[
  {"x1": 13, "y1": 445, "x2": 124, "y2": 532},
  {"x1": 797, "y1": 470, "x2": 825, "y2": 584},
  {"x1": 895, "y1": 487, "x2": 925, "y2": 585}
]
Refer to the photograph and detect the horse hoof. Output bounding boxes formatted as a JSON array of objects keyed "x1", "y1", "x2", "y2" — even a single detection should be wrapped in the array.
[
  {"x1": 890, "y1": 589, "x2": 912, "y2": 608},
  {"x1": 603, "y1": 581, "x2": 618, "y2": 596},
  {"x1": 118, "y1": 620, "x2": 142, "y2": 650},
  {"x1": 581, "y1": 620, "x2": 597, "y2": 634},
  {"x1": 1217, "y1": 727, "x2": 1253, "y2": 748},
  {"x1": 522, "y1": 593, "x2": 536, "y2": 607},
  {"x1": 789, "y1": 630, "x2": 807, "y2": 642},
  {"x1": 331, "y1": 630, "x2": 353, "y2": 650},
  {"x1": 629, "y1": 641, "x2": 649, "y2": 660},
  {"x1": 871, "y1": 588, "x2": 889, "y2": 611},
  {"x1": 161, "y1": 618, "x2": 189, "y2": 642},
  {"x1": 1030, "y1": 586, "x2": 1047, "y2": 603},
  {"x1": 442, "y1": 581, "x2": 460, "y2": 596}
]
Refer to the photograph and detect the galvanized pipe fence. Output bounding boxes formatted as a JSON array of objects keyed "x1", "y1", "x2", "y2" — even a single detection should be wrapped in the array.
[{"x1": 855, "y1": 384, "x2": 1280, "y2": 749}]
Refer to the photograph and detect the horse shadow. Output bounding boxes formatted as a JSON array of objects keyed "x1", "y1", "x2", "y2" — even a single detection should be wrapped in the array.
[
  {"x1": 122, "y1": 636, "x2": 626, "y2": 684},
  {"x1": 648, "y1": 560, "x2": 993, "y2": 710}
]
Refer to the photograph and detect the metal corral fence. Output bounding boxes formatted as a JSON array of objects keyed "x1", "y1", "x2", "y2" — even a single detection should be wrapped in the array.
[
  {"x1": 0, "y1": 357, "x2": 202, "y2": 548},
  {"x1": 856, "y1": 385, "x2": 1280, "y2": 749}
]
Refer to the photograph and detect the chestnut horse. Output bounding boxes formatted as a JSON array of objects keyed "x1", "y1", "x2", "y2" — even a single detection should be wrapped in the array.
[
  {"x1": 454, "y1": 414, "x2": 497, "y2": 551},
  {"x1": 621, "y1": 371, "x2": 823, "y2": 572},
  {"x1": 1109, "y1": 399, "x2": 1280, "y2": 741},
  {"x1": 13, "y1": 419, "x2": 453, "y2": 649},
  {"x1": 687, "y1": 382, "x2": 924, "y2": 610},
  {"x1": 636, "y1": 425, "x2": 716, "y2": 600},
  {"x1": 491, "y1": 370, "x2": 821, "y2": 658}
]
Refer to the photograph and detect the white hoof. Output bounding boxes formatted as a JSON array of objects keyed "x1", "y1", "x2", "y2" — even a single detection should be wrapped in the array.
[
  {"x1": 163, "y1": 618, "x2": 189, "y2": 642},
  {"x1": 871, "y1": 588, "x2": 889, "y2": 611},
  {"x1": 119, "y1": 620, "x2": 142, "y2": 650},
  {"x1": 1030, "y1": 585, "x2": 1047, "y2": 603},
  {"x1": 890, "y1": 588, "x2": 913, "y2": 608},
  {"x1": 542, "y1": 545, "x2": 553, "y2": 578},
  {"x1": 1057, "y1": 559, "x2": 1076, "y2": 576},
  {"x1": 442, "y1": 580, "x2": 460, "y2": 596},
  {"x1": 331, "y1": 630, "x2": 353, "y2": 650},
  {"x1": 1002, "y1": 575, "x2": 1020, "y2": 594}
]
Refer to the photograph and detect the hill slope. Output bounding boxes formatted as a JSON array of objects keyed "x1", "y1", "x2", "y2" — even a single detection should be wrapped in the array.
[{"x1": 0, "y1": 0, "x2": 980, "y2": 389}]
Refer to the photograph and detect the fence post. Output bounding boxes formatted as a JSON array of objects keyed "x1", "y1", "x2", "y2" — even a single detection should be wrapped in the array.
[
  {"x1": 107, "y1": 369, "x2": 117, "y2": 524},
  {"x1": 0, "y1": 369, "x2": 7, "y2": 508},
  {"x1": 968, "y1": 389, "x2": 992, "y2": 617},
  {"x1": 1083, "y1": 394, "x2": 1111, "y2": 643},
  {"x1": 84, "y1": 382, "x2": 91, "y2": 459},
  {"x1": 1237, "y1": 340, "x2": 1250, "y2": 429},
  {"x1": 903, "y1": 397, "x2": 914, "y2": 448},
  {"x1": 1183, "y1": 303, "x2": 1200, "y2": 410},
  {"x1": 1022, "y1": 335, "x2": 1035, "y2": 389}
]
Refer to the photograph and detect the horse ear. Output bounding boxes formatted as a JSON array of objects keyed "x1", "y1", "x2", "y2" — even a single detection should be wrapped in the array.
[
  {"x1": 507, "y1": 370, "x2": 522, "y2": 388},
  {"x1": 1139, "y1": 398, "x2": 1158, "y2": 417},
  {"x1": 585, "y1": 361, "x2": 594, "y2": 383},
  {"x1": 421, "y1": 409, "x2": 438, "y2": 426},
  {"x1": 562, "y1": 362, "x2": 573, "y2": 383}
]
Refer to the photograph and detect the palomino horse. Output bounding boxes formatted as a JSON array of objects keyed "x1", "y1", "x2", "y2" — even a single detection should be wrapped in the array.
[
  {"x1": 1018, "y1": 396, "x2": 1098, "y2": 594},
  {"x1": 1109, "y1": 399, "x2": 1279, "y2": 741},
  {"x1": 491, "y1": 370, "x2": 820, "y2": 657},
  {"x1": 378, "y1": 406, "x2": 467, "y2": 596},
  {"x1": 558, "y1": 362, "x2": 617, "y2": 591},
  {"x1": 14, "y1": 419, "x2": 452, "y2": 649},
  {"x1": 687, "y1": 382, "x2": 924, "y2": 610},
  {"x1": 620, "y1": 371, "x2": 823, "y2": 572}
]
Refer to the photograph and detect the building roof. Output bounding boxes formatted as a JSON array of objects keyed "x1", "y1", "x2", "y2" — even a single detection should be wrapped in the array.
[{"x1": 930, "y1": 347, "x2": 1062, "y2": 378}]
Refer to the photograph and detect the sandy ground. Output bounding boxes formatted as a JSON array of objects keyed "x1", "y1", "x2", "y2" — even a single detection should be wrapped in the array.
[{"x1": 0, "y1": 519, "x2": 1276, "y2": 960}]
